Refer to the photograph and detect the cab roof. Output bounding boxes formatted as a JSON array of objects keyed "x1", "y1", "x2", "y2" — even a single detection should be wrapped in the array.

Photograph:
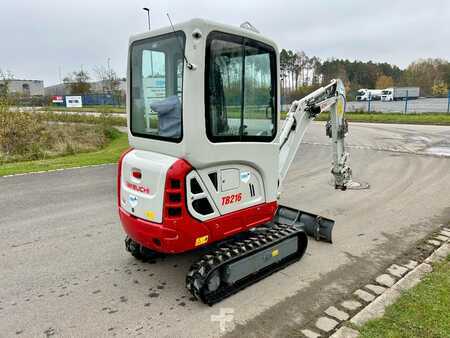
[{"x1": 129, "y1": 18, "x2": 278, "y2": 51}]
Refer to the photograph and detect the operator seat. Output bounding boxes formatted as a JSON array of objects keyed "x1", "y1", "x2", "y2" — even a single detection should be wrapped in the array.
[{"x1": 150, "y1": 95, "x2": 181, "y2": 138}]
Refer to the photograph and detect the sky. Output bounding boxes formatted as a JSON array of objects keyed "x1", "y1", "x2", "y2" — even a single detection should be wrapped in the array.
[{"x1": 1, "y1": 0, "x2": 449, "y2": 86}]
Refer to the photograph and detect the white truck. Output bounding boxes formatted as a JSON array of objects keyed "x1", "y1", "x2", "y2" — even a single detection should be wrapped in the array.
[
  {"x1": 381, "y1": 87, "x2": 420, "y2": 101},
  {"x1": 356, "y1": 88, "x2": 382, "y2": 101}
]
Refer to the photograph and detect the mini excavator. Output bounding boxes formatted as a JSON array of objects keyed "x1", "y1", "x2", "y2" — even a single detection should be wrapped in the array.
[{"x1": 118, "y1": 19, "x2": 352, "y2": 305}]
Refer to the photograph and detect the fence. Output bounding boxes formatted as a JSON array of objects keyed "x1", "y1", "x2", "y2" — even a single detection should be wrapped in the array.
[
  {"x1": 448, "y1": 90, "x2": 450, "y2": 113},
  {"x1": 79, "y1": 93, "x2": 125, "y2": 106},
  {"x1": 281, "y1": 96, "x2": 450, "y2": 114},
  {"x1": 53, "y1": 93, "x2": 125, "y2": 107},
  {"x1": 10, "y1": 93, "x2": 125, "y2": 107},
  {"x1": 343, "y1": 97, "x2": 450, "y2": 114}
]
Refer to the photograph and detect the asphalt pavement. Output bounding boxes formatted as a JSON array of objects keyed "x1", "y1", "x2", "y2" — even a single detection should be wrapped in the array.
[{"x1": 0, "y1": 122, "x2": 449, "y2": 337}]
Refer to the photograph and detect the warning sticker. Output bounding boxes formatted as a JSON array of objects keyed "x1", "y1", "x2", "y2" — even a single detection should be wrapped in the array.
[{"x1": 195, "y1": 235, "x2": 209, "y2": 246}]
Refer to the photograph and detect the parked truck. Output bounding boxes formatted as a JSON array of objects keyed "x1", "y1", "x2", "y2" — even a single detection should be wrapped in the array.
[
  {"x1": 381, "y1": 87, "x2": 420, "y2": 101},
  {"x1": 356, "y1": 88, "x2": 382, "y2": 101}
]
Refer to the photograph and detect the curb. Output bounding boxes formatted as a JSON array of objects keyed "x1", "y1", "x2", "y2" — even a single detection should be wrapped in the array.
[{"x1": 300, "y1": 227, "x2": 450, "y2": 338}]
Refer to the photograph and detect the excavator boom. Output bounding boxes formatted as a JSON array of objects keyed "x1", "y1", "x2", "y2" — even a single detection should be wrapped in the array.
[{"x1": 279, "y1": 79, "x2": 352, "y2": 190}]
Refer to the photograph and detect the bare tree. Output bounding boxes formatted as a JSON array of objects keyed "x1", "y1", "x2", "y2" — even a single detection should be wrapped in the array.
[
  {"x1": 63, "y1": 69, "x2": 91, "y2": 95},
  {"x1": 94, "y1": 65, "x2": 120, "y2": 94}
]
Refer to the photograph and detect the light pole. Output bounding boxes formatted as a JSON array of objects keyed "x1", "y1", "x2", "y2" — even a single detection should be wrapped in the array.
[{"x1": 143, "y1": 8, "x2": 151, "y2": 31}]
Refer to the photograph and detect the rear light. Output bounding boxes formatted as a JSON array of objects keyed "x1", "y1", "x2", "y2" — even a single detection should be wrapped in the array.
[
  {"x1": 131, "y1": 169, "x2": 142, "y2": 179},
  {"x1": 163, "y1": 159, "x2": 192, "y2": 221}
]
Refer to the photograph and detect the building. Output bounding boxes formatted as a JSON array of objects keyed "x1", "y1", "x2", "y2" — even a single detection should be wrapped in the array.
[
  {"x1": 43, "y1": 83, "x2": 66, "y2": 96},
  {"x1": 44, "y1": 80, "x2": 126, "y2": 96},
  {"x1": 90, "y1": 79, "x2": 126, "y2": 94},
  {"x1": 0, "y1": 79, "x2": 44, "y2": 96}
]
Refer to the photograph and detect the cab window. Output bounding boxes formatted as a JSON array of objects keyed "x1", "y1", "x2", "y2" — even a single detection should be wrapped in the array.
[
  {"x1": 130, "y1": 31, "x2": 185, "y2": 142},
  {"x1": 205, "y1": 31, "x2": 277, "y2": 142}
]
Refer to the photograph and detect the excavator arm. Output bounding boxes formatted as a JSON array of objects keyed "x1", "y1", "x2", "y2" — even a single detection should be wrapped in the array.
[{"x1": 278, "y1": 79, "x2": 352, "y2": 191}]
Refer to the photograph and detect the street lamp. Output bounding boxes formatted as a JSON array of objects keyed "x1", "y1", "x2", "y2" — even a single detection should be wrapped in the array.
[{"x1": 142, "y1": 7, "x2": 151, "y2": 31}]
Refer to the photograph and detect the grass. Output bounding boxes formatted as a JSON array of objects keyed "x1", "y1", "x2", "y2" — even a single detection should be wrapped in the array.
[
  {"x1": 0, "y1": 130, "x2": 129, "y2": 176},
  {"x1": 41, "y1": 111, "x2": 126, "y2": 126},
  {"x1": 44, "y1": 105, "x2": 125, "y2": 114},
  {"x1": 228, "y1": 108, "x2": 450, "y2": 125},
  {"x1": 358, "y1": 255, "x2": 450, "y2": 338},
  {"x1": 314, "y1": 112, "x2": 450, "y2": 125},
  {"x1": 39, "y1": 107, "x2": 450, "y2": 126}
]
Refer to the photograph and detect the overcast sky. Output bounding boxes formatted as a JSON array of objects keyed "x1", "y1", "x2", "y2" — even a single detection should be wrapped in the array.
[{"x1": 1, "y1": 0, "x2": 449, "y2": 86}]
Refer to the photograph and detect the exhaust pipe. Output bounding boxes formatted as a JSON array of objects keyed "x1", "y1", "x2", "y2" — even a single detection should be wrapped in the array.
[{"x1": 275, "y1": 205, "x2": 335, "y2": 243}]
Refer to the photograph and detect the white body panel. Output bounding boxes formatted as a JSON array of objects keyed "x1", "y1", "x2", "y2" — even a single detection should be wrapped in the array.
[
  {"x1": 184, "y1": 164, "x2": 265, "y2": 221},
  {"x1": 120, "y1": 149, "x2": 177, "y2": 223},
  {"x1": 197, "y1": 164, "x2": 265, "y2": 215}
]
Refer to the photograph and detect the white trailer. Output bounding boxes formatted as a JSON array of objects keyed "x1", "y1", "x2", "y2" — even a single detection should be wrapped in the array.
[{"x1": 381, "y1": 87, "x2": 420, "y2": 101}]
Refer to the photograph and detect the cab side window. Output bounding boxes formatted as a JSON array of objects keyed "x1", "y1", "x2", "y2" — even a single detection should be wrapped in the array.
[{"x1": 206, "y1": 32, "x2": 277, "y2": 143}]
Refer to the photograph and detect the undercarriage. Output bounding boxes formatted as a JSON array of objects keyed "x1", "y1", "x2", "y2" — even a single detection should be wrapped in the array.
[{"x1": 126, "y1": 205, "x2": 334, "y2": 305}]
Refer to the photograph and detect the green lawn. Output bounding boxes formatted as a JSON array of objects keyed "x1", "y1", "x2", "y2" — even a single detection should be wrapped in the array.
[
  {"x1": 42, "y1": 111, "x2": 126, "y2": 126},
  {"x1": 41, "y1": 107, "x2": 450, "y2": 126},
  {"x1": 359, "y1": 255, "x2": 450, "y2": 338},
  {"x1": 0, "y1": 131, "x2": 129, "y2": 176},
  {"x1": 315, "y1": 112, "x2": 450, "y2": 125},
  {"x1": 45, "y1": 105, "x2": 126, "y2": 114}
]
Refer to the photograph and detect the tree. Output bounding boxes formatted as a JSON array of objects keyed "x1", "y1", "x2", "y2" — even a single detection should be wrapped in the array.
[
  {"x1": 431, "y1": 81, "x2": 448, "y2": 97},
  {"x1": 376, "y1": 75, "x2": 394, "y2": 89},
  {"x1": 310, "y1": 56, "x2": 322, "y2": 85},
  {"x1": 402, "y1": 58, "x2": 449, "y2": 96},
  {"x1": 63, "y1": 69, "x2": 91, "y2": 95},
  {"x1": 94, "y1": 65, "x2": 121, "y2": 94},
  {"x1": 0, "y1": 69, "x2": 14, "y2": 97}
]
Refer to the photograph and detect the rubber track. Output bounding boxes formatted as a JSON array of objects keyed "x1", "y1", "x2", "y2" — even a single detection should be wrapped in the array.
[{"x1": 186, "y1": 223, "x2": 307, "y2": 305}]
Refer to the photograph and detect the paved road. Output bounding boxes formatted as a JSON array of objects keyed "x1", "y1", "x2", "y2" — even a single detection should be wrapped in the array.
[{"x1": 0, "y1": 123, "x2": 449, "y2": 337}]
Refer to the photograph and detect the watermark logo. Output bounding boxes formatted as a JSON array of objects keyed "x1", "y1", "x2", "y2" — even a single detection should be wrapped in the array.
[{"x1": 211, "y1": 307, "x2": 235, "y2": 333}]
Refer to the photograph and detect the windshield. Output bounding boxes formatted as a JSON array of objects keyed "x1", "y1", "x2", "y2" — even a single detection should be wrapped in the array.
[{"x1": 130, "y1": 31, "x2": 185, "y2": 142}]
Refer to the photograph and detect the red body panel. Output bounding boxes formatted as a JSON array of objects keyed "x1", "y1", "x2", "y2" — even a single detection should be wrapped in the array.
[
  {"x1": 118, "y1": 151, "x2": 278, "y2": 254},
  {"x1": 119, "y1": 202, "x2": 277, "y2": 254}
]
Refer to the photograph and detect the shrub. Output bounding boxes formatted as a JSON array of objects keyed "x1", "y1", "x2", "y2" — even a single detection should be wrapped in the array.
[
  {"x1": 0, "y1": 98, "x2": 47, "y2": 158},
  {"x1": 0, "y1": 98, "x2": 116, "y2": 164}
]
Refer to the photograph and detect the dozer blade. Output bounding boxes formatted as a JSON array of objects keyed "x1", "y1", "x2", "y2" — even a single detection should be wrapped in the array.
[
  {"x1": 186, "y1": 205, "x2": 334, "y2": 305},
  {"x1": 275, "y1": 205, "x2": 335, "y2": 243}
]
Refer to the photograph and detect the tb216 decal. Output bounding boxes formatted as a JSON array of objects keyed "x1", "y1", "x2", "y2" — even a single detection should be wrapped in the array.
[{"x1": 221, "y1": 193, "x2": 242, "y2": 206}]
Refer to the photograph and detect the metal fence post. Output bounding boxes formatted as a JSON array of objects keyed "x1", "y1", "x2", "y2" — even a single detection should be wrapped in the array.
[
  {"x1": 368, "y1": 92, "x2": 371, "y2": 113},
  {"x1": 448, "y1": 90, "x2": 450, "y2": 113},
  {"x1": 404, "y1": 90, "x2": 409, "y2": 114}
]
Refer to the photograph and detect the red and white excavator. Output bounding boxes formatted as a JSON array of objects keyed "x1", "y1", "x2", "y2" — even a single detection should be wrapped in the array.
[{"x1": 118, "y1": 18, "x2": 353, "y2": 305}]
